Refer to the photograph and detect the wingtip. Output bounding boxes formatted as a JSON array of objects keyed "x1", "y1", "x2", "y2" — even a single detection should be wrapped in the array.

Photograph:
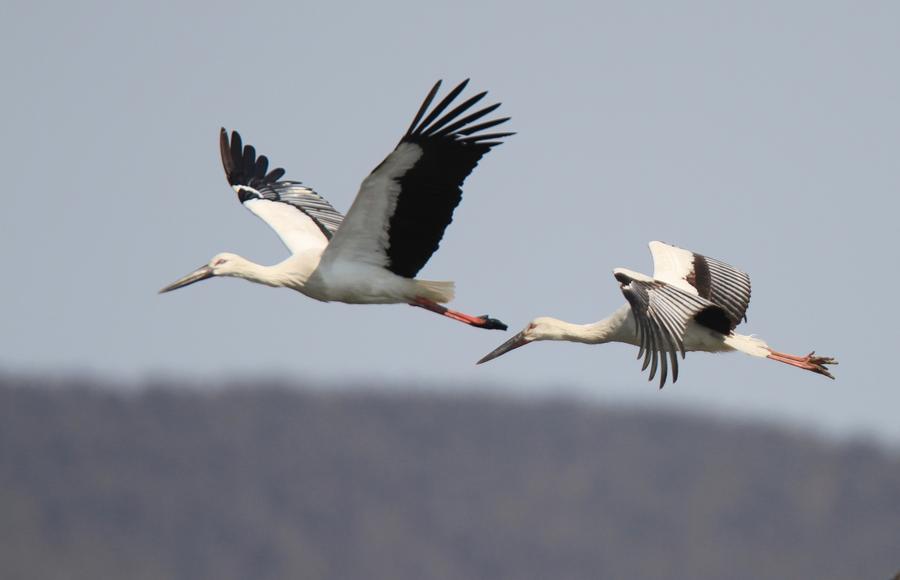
[
  {"x1": 426, "y1": 79, "x2": 443, "y2": 99},
  {"x1": 220, "y1": 127, "x2": 241, "y2": 145},
  {"x1": 658, "y1": 373, "x2": 678, "y2": 390},
  {"x1": 219, "y1": 127, "x2": 234, "y2": 182}
]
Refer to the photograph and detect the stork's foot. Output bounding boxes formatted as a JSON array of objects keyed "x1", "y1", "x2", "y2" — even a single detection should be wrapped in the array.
[
  {"x1": 477, "y1": 315, "x2": 508, "y2": 331},
  {"x1": 767, "y1": 350, "x2": 838, "y2": 379},
  {"x1": 410, "y1": 298, "x2": 508, "y2": 331}
]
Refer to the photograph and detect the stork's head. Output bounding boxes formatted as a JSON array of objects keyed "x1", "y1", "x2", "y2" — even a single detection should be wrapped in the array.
[
  {"x1": 476, "y1": 317, "x2": 566, "y2": 364},
  {"x1": 158, "y1": 252, "x2": 246, "y2": 293}
]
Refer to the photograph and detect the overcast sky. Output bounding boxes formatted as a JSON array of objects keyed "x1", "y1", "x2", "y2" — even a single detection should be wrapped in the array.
[{"x1": 2, "y1": 1, "x2": 897, "y2": 445}]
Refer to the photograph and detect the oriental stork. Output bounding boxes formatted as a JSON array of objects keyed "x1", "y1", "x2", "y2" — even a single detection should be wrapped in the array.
[
  {"x1": 478, "y1": 241, "x2": 837, "y2": 387},
  {"x1": 161, "y1": 80, "x2": 512, "y2": 330}
]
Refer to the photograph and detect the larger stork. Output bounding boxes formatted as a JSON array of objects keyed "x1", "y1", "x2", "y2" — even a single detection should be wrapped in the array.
[
  {"x1": 161, "y1": 80, "x2": 512, "y2": 330},
  {"x1": 478, "y1": 241, "x2": 837, "y2": 387}
]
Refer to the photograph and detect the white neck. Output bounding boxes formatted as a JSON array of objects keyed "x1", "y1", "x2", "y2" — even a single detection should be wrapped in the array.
[
  {"x1": 538, "y1": 304, "x2": 636, "y2": 345},
  {"x1": 225, "y1": 253, "x2": 319, "y2": 290}
]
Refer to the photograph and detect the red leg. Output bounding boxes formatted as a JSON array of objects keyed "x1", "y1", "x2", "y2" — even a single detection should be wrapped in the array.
[
  {"x1": 768, "y1": 351, "x2": 817, "y2": 362},
  {"x1": 766, "y1": 349, "x2": 838, "y2": 379},
  {"x1": 410, "y1": 297, "x2": 507, "y2": 331}
]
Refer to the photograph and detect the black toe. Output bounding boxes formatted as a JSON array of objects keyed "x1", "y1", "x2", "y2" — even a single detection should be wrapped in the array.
[{"x1": 479, "y1": 316, "x2": 508, "y2": 331}]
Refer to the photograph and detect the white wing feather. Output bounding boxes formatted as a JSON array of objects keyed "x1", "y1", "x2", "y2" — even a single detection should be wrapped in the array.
[
  {"x1": 648, "y1": 241, "x2": 699, "y2": 294},
  {"x1": 243, "y1": 197, "x2": 329, "y2": 255},
  {"x1": 320, "y1": 142, "x2": 423, "y2": 268}
]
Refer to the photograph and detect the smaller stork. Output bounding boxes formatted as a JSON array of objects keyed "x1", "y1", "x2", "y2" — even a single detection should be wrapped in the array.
[
  {"x1": 160, "y1": 80, "x2": 513, "y2": 330},
  {"x1": 478, "y1": 241, "x2": 837, "y2": 387}
]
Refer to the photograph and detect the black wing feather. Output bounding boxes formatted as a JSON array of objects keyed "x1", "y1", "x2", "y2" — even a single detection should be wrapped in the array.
[
  {"x1": 430, "y1": 101, "x2": 498, "y2": 138},
  {"x1": 456, "y1": 117, "x2": 510, "y2": 136},
  {"x1": 424, "y1": 92, "x2": 488, "y2": 135},
  {"x1": 383, "y1": 80, "x2": 513, "y2": 278},
  {"x1": 253, "y1": 155, "x2": 268, "y2": 180},
  {"x1": 264, "y1": 167, "x2": 285, "y2": 182},
  {"x1": 219, "y1": 128, "x2": 344, "y2": 239},
  {"x1": 414, "y1": 79, "x2": 470, "y2": 134},
  {"x1": 403, "y1": 81, "x2": 442, "y2": 137}
]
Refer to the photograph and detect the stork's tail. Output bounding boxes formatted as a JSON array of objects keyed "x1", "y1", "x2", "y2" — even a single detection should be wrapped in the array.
[
  {"x1": 723, "y1": 333, "x2": 771, "y2": 357},
  {"x1": 414, "y1": 280, "x2": 455, "y2": 304}
]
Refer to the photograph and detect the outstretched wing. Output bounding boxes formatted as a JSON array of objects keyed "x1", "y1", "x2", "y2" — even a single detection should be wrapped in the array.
[
  {"x1": 220, "y1": 129, "x2": 345, "y2": 254},
  {"x1": 615, "y1": 269, "x2": 732, "y2": 388},
  {"x1": 649, "y1": 241, "x2": 751, "y2": 331},
  {"x1": 322, "y1": 79, "x2": 513, "y2": 277}
]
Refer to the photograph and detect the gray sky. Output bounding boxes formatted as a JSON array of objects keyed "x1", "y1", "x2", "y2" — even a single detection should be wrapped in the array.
[{"x1": 2, "y1": 1, "x2": 897, "y2": 445}]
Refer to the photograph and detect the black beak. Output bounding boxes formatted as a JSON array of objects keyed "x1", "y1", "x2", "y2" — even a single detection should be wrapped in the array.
[
  {"x1": 477, "y1": 330, "x2": 530, "y2": 364},
  {"x1": 159, "y1": 265, "x2": 214, "y2": 294}
]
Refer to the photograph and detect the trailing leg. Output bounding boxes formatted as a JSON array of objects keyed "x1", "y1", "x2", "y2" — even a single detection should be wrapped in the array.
[
  {"x1": 766, "y1": 349, "x2": 838, "y2": 379},
  {"x1": 410, "y1": 297, "x2": 507, "y2": 330}
]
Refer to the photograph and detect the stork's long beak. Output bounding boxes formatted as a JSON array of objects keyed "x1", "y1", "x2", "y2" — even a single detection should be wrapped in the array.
[
  {"x1": 477, "y1": 330, "x2": 531, "y2": 365},
  {"x1": 159, "y1": 265, "x2": 214, "y2": 294}
]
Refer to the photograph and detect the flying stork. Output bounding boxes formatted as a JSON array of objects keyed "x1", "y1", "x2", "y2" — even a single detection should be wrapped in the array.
[
  {"x1": 160, "y1": 80, "x2": 512, "y2": 330},
  {"x1": 477, "y1": 241, "x2": 837, "y2": 387}
]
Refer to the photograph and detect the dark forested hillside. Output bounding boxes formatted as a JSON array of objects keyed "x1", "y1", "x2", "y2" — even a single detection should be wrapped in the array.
[{"x1": 1, "y1": 375, "x2": 898, "y2": 580}]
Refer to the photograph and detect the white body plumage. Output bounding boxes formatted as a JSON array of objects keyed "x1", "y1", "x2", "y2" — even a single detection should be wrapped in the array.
[
  {"x1": 478, "y1": 242, "x2": 835, "y2": 387},
  {"x1": 161, "y1": 80, "x2": 513, "y2": 330}
]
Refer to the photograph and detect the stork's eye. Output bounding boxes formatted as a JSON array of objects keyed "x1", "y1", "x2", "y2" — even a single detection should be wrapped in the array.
[{"x1": 213, "y1": 258, "x2": 227, "y2": 266}]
